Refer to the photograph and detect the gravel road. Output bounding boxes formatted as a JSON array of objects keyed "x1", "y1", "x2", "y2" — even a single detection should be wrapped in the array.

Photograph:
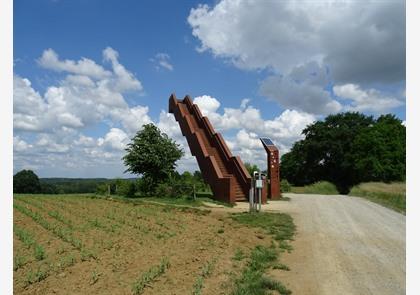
[{"x1": 228, "y1": 193, "x2": 406, "y2": 295}]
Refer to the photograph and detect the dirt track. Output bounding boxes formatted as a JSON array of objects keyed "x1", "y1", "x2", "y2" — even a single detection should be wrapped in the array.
[{"x1": 225, "y1": 193, "x2": 406, "y2": 295}]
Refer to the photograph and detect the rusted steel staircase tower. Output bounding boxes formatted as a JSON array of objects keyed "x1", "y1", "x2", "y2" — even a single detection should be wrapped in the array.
[{"x1": 169, "y1": 94, "x2": 251, "y2": 204}]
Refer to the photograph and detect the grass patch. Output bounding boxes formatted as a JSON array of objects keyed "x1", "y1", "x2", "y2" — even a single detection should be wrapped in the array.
[
  {"x1": 57, "y1": 254, "x2": 77, "y2": 269},
  {"x1": 230, "y1": 213, "x2": 295, "y2": 294},
  {"x1": 132, "y1": 257, "x2": 170, "y2": 295},
  {"x1": 290, "y1": 181, "x2": 339, "y2": 195},
  {"x1": 34, "y1": 244, "x2": 46, "y2": 261},
  {"x1": 192, "y1": 259, "x2": 216, "y2": 295},
  {"x1": 349, "y1": 182, "x2": 405, "y2": 213},
  {"x1": 232, "y1": 249, "x2": 245, "y2": 261},
  {"x1": 24, "y1": 267, "x2": 49, "y2": 287},
  {"x1": 14, "y1": 226, "x2": 35, "y2": 249},
  {"x1": 231, "y1": 212, "x2": 295, "y2": 251},
  {"x1": 14, "y1": 255, "x2": 26, "y2": 271},
  {"x1": 272, "y1": 263, "x2": 290, "y2": 271},
  {"x1": 231, "y1": 245, "x2": 291, "y2": 295}
]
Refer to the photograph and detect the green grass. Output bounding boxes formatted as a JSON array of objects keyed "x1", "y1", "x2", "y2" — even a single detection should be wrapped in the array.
[
  {"x1": 34, "y1": 244, "x2": 46, "y2": 261},
  {"x1": 192, "y1": 259, "x2": 216, "y2": 295},
  {"x1": 231, "y1": 212, "x2": 295, "y2": 251},
  {"x1": 290, "y1": 181, "x2": 339, "y2": 195},
  {"x1": 24, "y1": 267, "x2": 49, "y2": 287},
  {"x1": 349, "y1": 182, "x2": 405, "y2": 213},
  {"x1": 13, "y1": 255, "x2": 26, "y2": 271},
  {"x1": 14, "y1": 226, "x2": 35, "y2": 249},
  {"x1": 231, "y1": 245, "x2": 291, "y2": 295},
  {"x1": 232, "y1": 249, "x2": 245, "y2": 261},
  {"x1": 14, "y1": 225, "x2": 47, "y2": 261},
  {"x1": 132, "y1": 257, "x2": 170, "y2": 295},
  {"x1": 230, "y1": 212, "x2": 295, "y2": 294}
]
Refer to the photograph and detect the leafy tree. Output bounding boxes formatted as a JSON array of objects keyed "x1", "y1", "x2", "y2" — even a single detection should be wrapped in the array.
[
  {"x1": 281, "y1": 112, "x2": 405, "y2": 193},
  {"x1": 123, "y1": 124, "x2": 184, "y2": 192},
  {"x1": 244, "y1": 162, "x2": 260, "y2": 176},
  {"x1": 351, "y1": 114, "x2": 405, "y2": 182},
  {"x1": 13, "y1": 170, "x2": 42, "y2": 193}
]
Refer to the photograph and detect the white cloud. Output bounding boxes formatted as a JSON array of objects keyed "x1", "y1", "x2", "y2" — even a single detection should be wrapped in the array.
[
  {"x1": 333, "y1": 84, "x2": 404, "y2": 113},
  {"x1": 103, "y1": 47, "x2": 143, "y2": 92},
  {"x1": 14, "y1": 48, "x2": 151, "y2": 176},
  {"x1": 38, "y1": 48, "x2": 111, "y2": 79},
  {"x1": 193, "y1": 95, "x2": 221, "y2": 115},
  {"x1": 150, "y1": 53, "x2": 174, "y2": 71},
  {"x1": 260, "y1": 64, "x2": 343, "y2": 115},
  {"x1": 14, "y1": 47, "x2": 146, "y2": 135},
  {"x1": 98, "y1": 128, "x2": 129, "y2": 151},
  {"x1": 13, "y1": 136, "x2": 33, "y2": 152},
  {"x1": 188, "y1": 0, "x2": 405, "y2": 114},
  {"x1": 191, "y1": 95, "x2": 315, "y2": 169},
  {"x1": 15, "y1": 48, "x2": 314, "y2": 177},
  {"x1": 110, "y1": 105, "x2": 152, "y2": 135},
  {"x1": 188, "y1": 0, "x2": 405, "y2": 84}
]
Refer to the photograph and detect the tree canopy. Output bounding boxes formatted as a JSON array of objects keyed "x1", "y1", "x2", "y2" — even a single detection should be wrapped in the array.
[
  {"x1": 244, "y1": 162, "x2": 260, "y2": 176},
  {"x1": 13, "y1": 169, "x2": 42, "y2": 194},
  {"x1": 281, "y1": 112, "x2": 405, "y2": 193},
  {"x1": 122, "y1": 123, "x2": 184, "y2": 187}
]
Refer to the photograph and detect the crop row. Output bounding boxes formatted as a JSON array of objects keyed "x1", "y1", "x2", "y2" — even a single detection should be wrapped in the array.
[
  {"x1": 13, "y1": 203, "x2": 83, "y2": 250},
  {"x1": 13, "y1": 225, "x2": 46, "y2": 270}
]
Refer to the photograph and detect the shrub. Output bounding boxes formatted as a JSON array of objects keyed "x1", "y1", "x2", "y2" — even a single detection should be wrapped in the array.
[
  {"x1": 116, "y1": 180, "x2": 137, "y2": 198},
  {"x1": 280, "y1": 179, "x2": 291, "y2": 193},
  {"x1": 96, "y1": 183, "x2": 108, "y2": 195}
]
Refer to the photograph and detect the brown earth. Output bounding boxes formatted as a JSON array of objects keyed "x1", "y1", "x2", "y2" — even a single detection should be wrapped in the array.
[{"x1": 13, "y1": 196, "x2": 271, "y2": 295}]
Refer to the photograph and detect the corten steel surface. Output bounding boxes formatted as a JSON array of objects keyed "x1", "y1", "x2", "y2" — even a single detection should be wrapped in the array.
[
  {"x1": 260, "y1": 138, "x2": 281, "y2": 199},
  {"x1": 169, "y1": 94, "x2": 251, "y2": 204}
]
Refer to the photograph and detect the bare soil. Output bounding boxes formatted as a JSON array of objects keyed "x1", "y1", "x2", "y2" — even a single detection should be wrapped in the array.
[{"x1": 13, "y1": 196, "x2": 271, "y2": 295}]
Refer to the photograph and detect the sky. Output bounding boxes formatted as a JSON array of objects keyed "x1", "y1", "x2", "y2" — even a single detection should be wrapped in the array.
[{"x1": 13, "y1": 0, "x2": 406, "y2": 178}]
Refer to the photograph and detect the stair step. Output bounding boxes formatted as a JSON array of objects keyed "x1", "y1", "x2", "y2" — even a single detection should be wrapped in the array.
[{"x1": 177, "y1": 101, "x2": 249, "y2": 204}]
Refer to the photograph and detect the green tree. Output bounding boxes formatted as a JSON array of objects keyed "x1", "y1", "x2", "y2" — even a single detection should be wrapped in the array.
[
  {"x1": 281, "y1": 112, "x2": 405, "y2": 193},
  {"x1": 13, "y1": 170, "x2": 42, "y2": 193},
  {"x1": 123, "y1": 124, "x2": 184, "y2": 192},
  {"x1": 351, "y1": 114, "x2": 405, "y2": 182},
  {"x1": 244, "y1": 162, "x2": 260, "y2": 176}
]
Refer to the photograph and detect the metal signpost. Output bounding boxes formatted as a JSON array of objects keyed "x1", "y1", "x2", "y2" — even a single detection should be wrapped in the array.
[{"x1": 250, "y1": 171, "x2": 265, "y2": 212}]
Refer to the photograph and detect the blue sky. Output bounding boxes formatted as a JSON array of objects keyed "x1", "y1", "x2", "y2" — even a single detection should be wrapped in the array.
[
  {"x1": 14, "y1": 0, "x2": 268, "y2": 118},
  {"x1": 13, "y1": 0, "x2": 406, "y2": 177}
]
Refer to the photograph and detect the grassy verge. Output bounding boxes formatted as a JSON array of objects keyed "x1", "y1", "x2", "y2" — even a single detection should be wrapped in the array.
[
  {"x1": 231, "y1": 212, "x2": 295, "y2": 252},
  {"x1": 232, "y1": 245, "x2": 291, "y2": 295},
  {"x1": 290, "y1": 181, "x2": 339, "y2": 195},
  {"x1": 349, "y1": 182, "x2": 405, "y2": 214},
  {"x1": 230, "y1": 212, "x2": 295, "y2": 294}
]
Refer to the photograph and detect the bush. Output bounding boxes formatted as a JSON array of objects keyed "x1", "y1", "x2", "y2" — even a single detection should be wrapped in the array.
[
  {"x1": 96, "y1": 183, "x2": 108, "y2": 195},
  {"x1": 154, "y1": 179, "x2": 194, "y2": 198},
  {"x1": 117, "y1": 181, "x2": 136, "y2": 198},
  {"x1": 280, "y1": 179, "x2": 291, "y2": 193}
]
